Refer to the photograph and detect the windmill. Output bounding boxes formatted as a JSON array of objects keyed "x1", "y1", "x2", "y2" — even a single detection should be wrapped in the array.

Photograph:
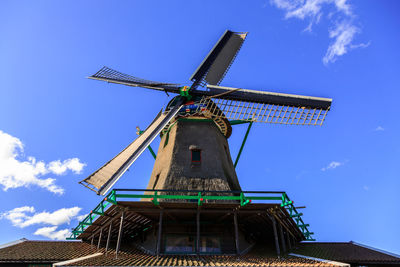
[{"x1": 80, "y1": 30, "x2": 332, "y2": 196}]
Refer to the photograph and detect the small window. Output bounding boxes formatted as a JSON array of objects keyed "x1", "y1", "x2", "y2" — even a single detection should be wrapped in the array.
[{"x1": 191, "y1": 149, "x2": 201, "y2": 162}]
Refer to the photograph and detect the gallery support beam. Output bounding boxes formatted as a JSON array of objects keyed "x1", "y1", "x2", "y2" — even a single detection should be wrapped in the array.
[
  {"x1": 105, "y1": 222, "x2": 112, "y2": 253},
  {"x1": 270, "y1": 215, "x2": 281, "y2": 256},
  {"x1": 115, "y1": 211, "x2": 125, "y2": 258},
  {"x1": 196, "y1": 210, "x2": 200, "y2": 256},
  {"x1": 97, "y1": 227, "x2": 103, "y2": 251},
  {"x1": 234, "y1": 211, "x2": 240, "y2": 255},
  {"x1": 278, "y1": 222, "x2": 286, "y2": 253},
  {"x1": 156, "y1": 210, "x2": 163, "y2": 256}
]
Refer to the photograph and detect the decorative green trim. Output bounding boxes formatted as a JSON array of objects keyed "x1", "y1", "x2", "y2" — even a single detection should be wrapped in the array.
[
  {"x1": 234, "y1": 121, "x2": 253, "y2": 168},
  {"x1": 229, "y1": 120, "x2": 253, "y2": 125},
  {"x1": 137, "y1": 129, "x2": 157, "y2": 159},
  {"x1": 67, "y1": 189, "x2": 315, "y2": 241},
  {"x1": 179, "y1": 86, "x2": 192, "y2": 100}
]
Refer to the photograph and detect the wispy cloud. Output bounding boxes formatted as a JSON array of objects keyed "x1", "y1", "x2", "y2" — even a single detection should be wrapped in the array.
[
  {"x1": 0, "y1": 130, "x2": 86, "y2": 194},
  {"x1": 270, "y1": 0, "x2": 369, "y2": 65},
  {"x1": 76, "y1": 213, "x2": 88, "y2": 221},
  {"x1": 0, "y1": 206, "x2": 82, "y2": 228},
  {"x1": 1, "y1": 206, "x2": 84, "y2": 240},
  {"x1": 374, "y1": 126, "x2": 384, "y2": 131},
  {"x1": 34, "y1": 226, "x2": 70, "y2": 240},
  {"x1": 321, "y1": 160, "x2": 345, "y2": 171}
]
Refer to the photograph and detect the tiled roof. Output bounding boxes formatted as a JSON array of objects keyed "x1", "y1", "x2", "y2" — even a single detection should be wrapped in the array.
[
  {"x1": 0, "y1": 240, "x2": 99, "y2": 263},
  {"x1": 293, "y1": 242, "x2": 400, "y2": 265},
  {"x1": 62, "y1": 246, "x2": 336, "y2": 266}
]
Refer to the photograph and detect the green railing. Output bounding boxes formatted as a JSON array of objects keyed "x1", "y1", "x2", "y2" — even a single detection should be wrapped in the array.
[{"x1": 67, "y1": 189, "x2": 314, "y2": 241}]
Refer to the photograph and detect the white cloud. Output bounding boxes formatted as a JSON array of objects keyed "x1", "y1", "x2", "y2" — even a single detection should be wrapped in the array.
[
  {"x1": 321, "y1": 160, "x2": 344, "y2": 171},
  {"x1": 34, "y1": 226, "x2": 70, "y2": 240},
  {"x1": 1, "y1": 206, "x2": 81, "y2": 228},
  {"x1": 270, "y1": 0, "x2": 369, "y2": 64},
  {"x1": 48, "y1": 158, "x2": 85, "y2": 175},
  {"x1": 76, "y1": 213, "x2": 88, "y2": 221},
  {"x1": 0, "y1": 130, "x2": 86, "y2": 194},
  {"x1": 374, "y1": 126, "x2": 384, "y2": 131}
]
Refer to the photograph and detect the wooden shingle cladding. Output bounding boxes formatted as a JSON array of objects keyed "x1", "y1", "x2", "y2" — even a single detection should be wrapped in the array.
[
  {"x1": 60, "y1": 244, "x2": 337, "y2": 267},
  {"x1": 293, "y1": 242, "x2": 400, "y2": 266},
  {"x1": 0, "y1": 240, "x2": 98, "y2": 264}
]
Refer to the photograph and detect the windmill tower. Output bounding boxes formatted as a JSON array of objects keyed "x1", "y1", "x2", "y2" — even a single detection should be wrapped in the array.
[{"x1": 79, "y1": 30, "x2": 332, "y2": 196}]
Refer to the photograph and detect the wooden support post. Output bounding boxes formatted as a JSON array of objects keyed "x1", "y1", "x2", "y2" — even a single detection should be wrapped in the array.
[
  {"x1": 156, "y1": 210, "x2": 163, "y2": 256},
  {"x1": 97, "y1": 227, "x2": 103, "y2": 251},
  {"x1": 286, "y1": 230, "x2": 291, "y2": 251},
  {"x1": 91, "y1": 236, "x2": 94, "y2": 246},
  {"x1": 115, "y1": 211, "x2": 125, "y2": 258},
  {"x1": 196, "y1": 209, "x2": 201, "y2": 255},
  {"x1": 234, "y1": 211, "x2": 240, "y2": 255},
  {"x1": 271, "y1": 216, "x2": 280, "y2": 257},
  {"x1": 105, "y1": 221, "x2": 112, "y2": 253},
  {"x1": 278, "y1": 222, "x2": 286, "y2": 253}
]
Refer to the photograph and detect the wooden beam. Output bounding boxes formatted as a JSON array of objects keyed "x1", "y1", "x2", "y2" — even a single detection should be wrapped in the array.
[
  {"x1": 216, "y1": 212, "x2": 231, "y2": 223},
  {"x1": 196, "y1": 209, "x2": 200, "y2": 255},
  {"x1": 156, "y1": 210, "x2": 163, "y2": 256},
  {"x1": 115, "y1": 211, "x2": 125, "y2": 258},
  {"x1": 270, "y1": 215, "x2": 280, "y2": 256},
  {"x1": 278, "y1": 222, "x2": 286, "y2": 253},
  {"x1": 234, "y1": 211, "x2": 240, "y2": 255},
  {"x1": 105, "y1": 222, "x2": 112, "y2": 253},
  {"x1": 286, "y1": 230, "x2": 292, "y2": 251},
  {"x1": 97, "y1": 227, "x2": 103, "y2": 251}
]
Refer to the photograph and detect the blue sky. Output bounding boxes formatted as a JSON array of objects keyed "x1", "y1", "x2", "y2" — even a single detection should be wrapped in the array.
[{"x1": 1, "y1": 0, "x2": 399, "y2": 254}]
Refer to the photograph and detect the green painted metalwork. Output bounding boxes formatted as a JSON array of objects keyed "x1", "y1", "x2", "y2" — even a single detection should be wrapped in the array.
[
  {"x1": 234, "y1": 121, "x2": 253, "y2": 168},
  {"x1": 229, "y1": 120, "x2": 253, "y2": 125},
  {"x1": 137, "y1": 129, "x2": 157, "y2": 159},
  {"x1": 179, "y1": 86, "x2": 192, "y2": 100},
  {"x1": 67, "y1": 189, "x2": 315, "y2": 241}
]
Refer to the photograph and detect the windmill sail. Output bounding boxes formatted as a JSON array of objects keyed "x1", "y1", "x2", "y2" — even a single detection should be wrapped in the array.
[
  {"x1": 190, "y1": 30, "x2": 247, "y2": 86},
  {"x1": 89, "y1": 66, "x2": 182, "y2": 94},
  {"x1": 80, "y1": 102, "x2": 184, "y2": 195},
  {"x1": 194, "y1": 85, "x2": 332, "y2": 126}
]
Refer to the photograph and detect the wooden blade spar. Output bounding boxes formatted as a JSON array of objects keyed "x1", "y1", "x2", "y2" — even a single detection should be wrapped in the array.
[
  {"x1": 89, "y1": 66, "x2": 182, "y2": 95},
  {"x1": 79, "y1": 100, "x2": 184, "y2": 195}
]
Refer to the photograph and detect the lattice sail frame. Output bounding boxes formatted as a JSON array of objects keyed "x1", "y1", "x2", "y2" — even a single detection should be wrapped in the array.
[
  {"x1": 195, "y1": 96, "x2": 329, "y2": 126},
  {"x1": 92, "y1": 66, "x2": 180, "y2": 87}
]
